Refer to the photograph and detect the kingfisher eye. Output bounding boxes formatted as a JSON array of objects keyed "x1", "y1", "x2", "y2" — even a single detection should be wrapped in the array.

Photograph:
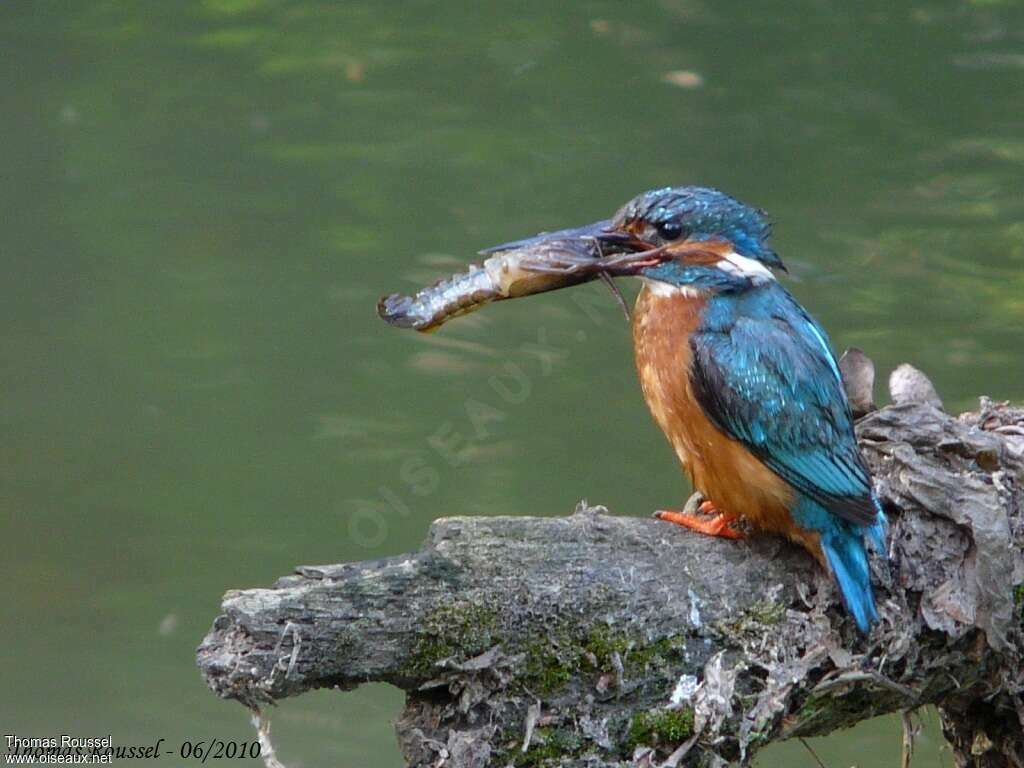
[{"x1": 656, "y1": 220, "x2": 684, "y2": 240}]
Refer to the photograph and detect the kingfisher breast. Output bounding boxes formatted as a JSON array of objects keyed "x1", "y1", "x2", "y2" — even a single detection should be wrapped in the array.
[
  {"x1": 632, "y1": 281, "x2": 711, "y2": 473},
  {"x1": 631, "y1": 282, "x2": 798, "y2": 537}
]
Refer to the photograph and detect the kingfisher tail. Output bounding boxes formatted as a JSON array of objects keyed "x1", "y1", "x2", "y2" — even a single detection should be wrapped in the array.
[
  {"x1": 792, "y1": 495, "x2": 885, "y2": 633},
  {"x1": 820, "y1": 524, "x2": 880, "y2": 633}
]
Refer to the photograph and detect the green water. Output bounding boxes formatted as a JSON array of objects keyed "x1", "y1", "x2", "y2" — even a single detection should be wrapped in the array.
[{"x1": 4, "y1": 1, "x2": 1023, "y2": 765}]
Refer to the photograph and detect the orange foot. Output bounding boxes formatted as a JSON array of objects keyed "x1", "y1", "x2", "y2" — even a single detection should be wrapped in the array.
[{"x1": 654, "y1": 493, "x2": 745, "y2": 540}]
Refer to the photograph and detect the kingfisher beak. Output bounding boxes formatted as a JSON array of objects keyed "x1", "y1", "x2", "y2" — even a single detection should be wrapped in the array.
[
  {"x1": 592, "y1": 226, "x2": 667, "y2": 275},
  {"x1": 478, "y1": 219, "x2": 668, "y2": 279},
  {"x1": 595, "y1": 227, "x2": 652, "y2": 252},
  {"x1": 479, "y1": 219, "x2": 615, "y2": 255},
  {"x1": 595, "y1": 216, "x2": 660, "y2": 252}
]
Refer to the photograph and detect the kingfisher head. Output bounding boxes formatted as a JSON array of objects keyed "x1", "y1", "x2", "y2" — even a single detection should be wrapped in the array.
[
  {"x1": 478, "y1": 186, "x2": 785, "y2": 296},
  {"x1": 597, "y1": 186, "x2": 785, "y2": 291}
]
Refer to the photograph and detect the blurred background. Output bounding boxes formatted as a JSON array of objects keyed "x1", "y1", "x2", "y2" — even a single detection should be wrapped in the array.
[{"x1": 3, "y1": 0, "x2": 1023, "y2": 764}]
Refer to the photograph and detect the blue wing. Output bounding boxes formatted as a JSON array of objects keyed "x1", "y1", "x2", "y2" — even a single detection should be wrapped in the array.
[{"x1": 690, "y1": 286, "x2": 876, "y2": 527}]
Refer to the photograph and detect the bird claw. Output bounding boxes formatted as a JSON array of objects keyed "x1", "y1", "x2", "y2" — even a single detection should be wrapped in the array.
[
  {"x1": 698, "y1": 500, "x2": 718, "y2": 516},
  {"x1": 654, "y1": 493, "x2": 745, "y2": 540},
  {"x1": 671, "y1": 491, "x2": 701, "y2": 515}
]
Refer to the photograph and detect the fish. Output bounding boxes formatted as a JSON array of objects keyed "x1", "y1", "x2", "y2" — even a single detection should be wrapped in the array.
[{"x1": 377, "y1": 220, "x2": 657, "y2": 332}]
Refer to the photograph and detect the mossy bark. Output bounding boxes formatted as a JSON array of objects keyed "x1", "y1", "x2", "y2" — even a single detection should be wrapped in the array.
[{"x1": 197, "y1": 400, "x2": 1024, "y2": 766}]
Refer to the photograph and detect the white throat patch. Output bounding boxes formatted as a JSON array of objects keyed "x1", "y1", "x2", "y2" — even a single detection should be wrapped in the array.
[
  {"x1": 641, "y1": 278, "x2": 705, "y2": 299},
  {"x1": 715, "y1": 251, "x2": 776, "y2": 283}
]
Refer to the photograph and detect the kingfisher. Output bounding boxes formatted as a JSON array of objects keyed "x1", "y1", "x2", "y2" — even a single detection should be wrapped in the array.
[{"x1": 491, "y1": 187, "x2": 888, "y2": 632}]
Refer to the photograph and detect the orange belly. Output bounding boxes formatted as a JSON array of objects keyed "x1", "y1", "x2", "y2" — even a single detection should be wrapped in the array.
[{"x1": 632, "y1": 283, "x2": 819, "y2": 553}]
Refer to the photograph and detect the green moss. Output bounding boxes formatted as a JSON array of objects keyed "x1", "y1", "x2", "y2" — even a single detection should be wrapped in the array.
[
  {"x1": 518, "y1": 623, "x2": 597, "y2": 696},
  {"x1": 408, "y1": 611, "x2": 690, "y2": 697},
  {"x1": 522, "y1": 641, "x2": 576, "y2": 695},
  {"x1": 625, "y1": 708, "x2": 695, "y2": 751},
  {"x1": 510, "y1": 729, "x2": 583, "y2": 768},
  {"x1": 583, "y1": 626, "x2": 684, "y2": 675},
  {"x1": 582, "y1": 625, "x2": 632, "y2": 667},
  {"x1": 405, "y1": 602, "x2": 497, "y2": 678},
  {"x1": 406, "y1": 638, "x2": 455, "y2": 677},
  {"x1": 517, "y1": 625, "x2": 686, "y2": 696}
]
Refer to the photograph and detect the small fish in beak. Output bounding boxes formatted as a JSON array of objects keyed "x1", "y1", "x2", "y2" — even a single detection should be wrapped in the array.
[{"x1": 377, "y1": 221, "x2": 667, "y2": 331}]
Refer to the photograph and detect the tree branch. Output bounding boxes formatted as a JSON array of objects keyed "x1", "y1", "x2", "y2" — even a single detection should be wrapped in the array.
[{"x1": 197, "y1": 398, "x2": 1024, "y2": 767}]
